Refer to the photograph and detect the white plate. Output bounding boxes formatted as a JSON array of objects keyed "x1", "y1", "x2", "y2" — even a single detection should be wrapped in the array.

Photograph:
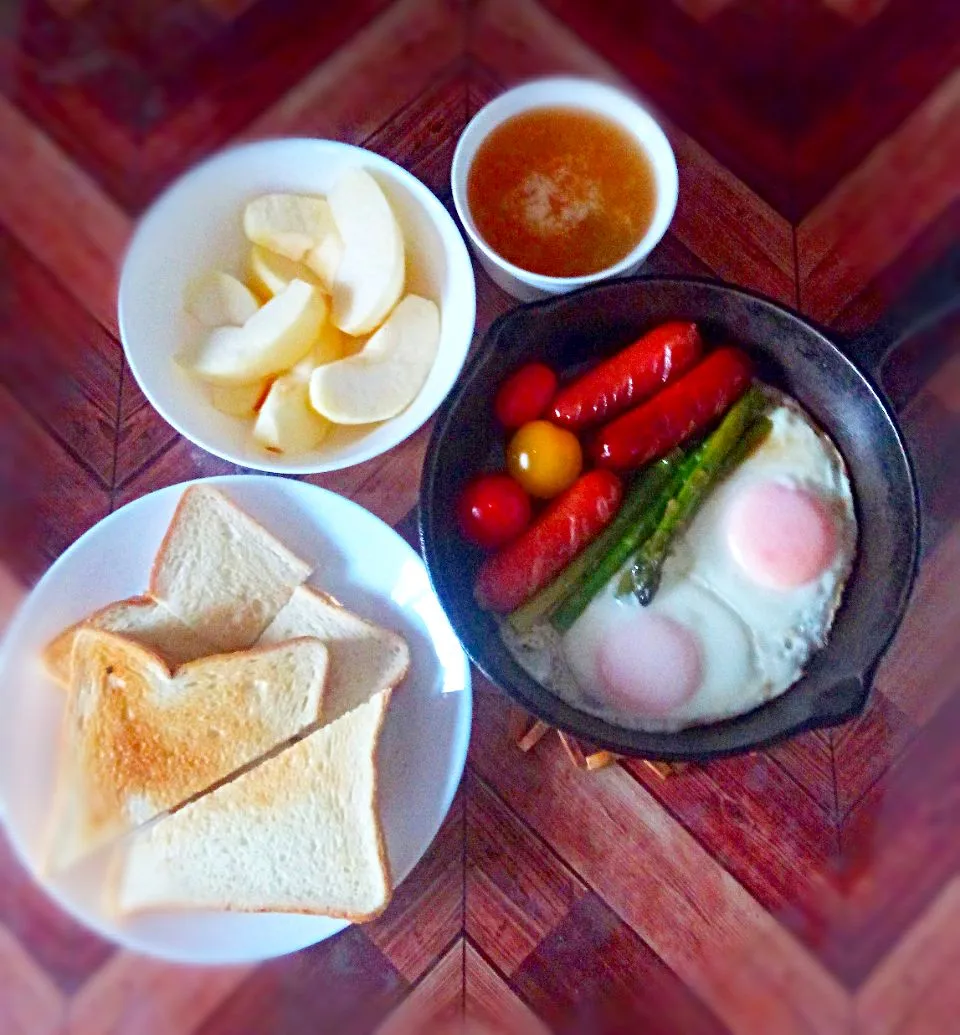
[{"x1": 0, "y1": 477, "x2": 471, "y2": 965}]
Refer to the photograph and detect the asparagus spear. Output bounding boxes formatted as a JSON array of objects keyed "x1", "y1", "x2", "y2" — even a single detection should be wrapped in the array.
[
  {"x1": 548, "y1": 446, "x2": 705, "y2": 633},
  {"x1": 619, "y1": 388, "x2": 770, "y2": 605},
  {"x1": 507, "y1": 450, "x2": 685, "y2": 634}
]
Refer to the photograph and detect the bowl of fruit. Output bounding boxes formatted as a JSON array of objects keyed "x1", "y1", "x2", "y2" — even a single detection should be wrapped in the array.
[{"x1": 118, "y1": 138, "x2": 476, "y2": 473}]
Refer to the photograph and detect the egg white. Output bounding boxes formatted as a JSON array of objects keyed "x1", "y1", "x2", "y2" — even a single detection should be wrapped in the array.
[
  {"x1": 500, "y1": 388, "x2": 859, "y2": 731},
  {"x1": 672, "y1": 395, "x2": 857, "y2": 695},
  {"x1": 558, "y1": 572, "x2": 761, "y2": 732}
]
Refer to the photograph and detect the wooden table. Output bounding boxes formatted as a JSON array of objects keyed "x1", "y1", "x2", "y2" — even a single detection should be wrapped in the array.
[{"x1": 1, "y1": 1, "x2": 958, "y2": 1032}]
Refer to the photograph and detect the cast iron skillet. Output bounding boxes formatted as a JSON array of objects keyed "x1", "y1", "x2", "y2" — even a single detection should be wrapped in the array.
[{"x1": 419, "y1": 250, "x2": 959, "y2": 760}]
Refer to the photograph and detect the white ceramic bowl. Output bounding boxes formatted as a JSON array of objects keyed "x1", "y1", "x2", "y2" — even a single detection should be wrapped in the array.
[
  {"x1": 119, "y1": 139, "x2": 476, "y2": 474},
  {"x1": 451, "y1": 77, "x2": 678, "y2": 302}
]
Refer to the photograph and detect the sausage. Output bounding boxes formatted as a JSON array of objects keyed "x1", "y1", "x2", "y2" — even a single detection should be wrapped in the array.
[
  {"x1": 474, "y1": 470, "x2": 623, "y2": 613},
  {"x1": 551, "y1": 322, "x2": 702, "y2": 430},
  {"x1": 592, "y1": 347, "x2": 754, "y2": 470}
]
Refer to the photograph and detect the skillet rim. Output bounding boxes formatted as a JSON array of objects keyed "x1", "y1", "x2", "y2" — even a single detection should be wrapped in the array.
[{"x1": 419, "y1": 273, "x2": 921, "y2": 760}]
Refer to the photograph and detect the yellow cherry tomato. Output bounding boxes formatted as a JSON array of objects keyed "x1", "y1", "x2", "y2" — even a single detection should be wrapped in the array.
[{"x1": 506, "y1": 420, "x2": 583, "y2": 499}]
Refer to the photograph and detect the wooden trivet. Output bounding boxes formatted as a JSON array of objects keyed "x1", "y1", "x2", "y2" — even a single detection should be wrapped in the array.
[{"x1": 513, "y1": 713, "x2": 688, "y2": 779}]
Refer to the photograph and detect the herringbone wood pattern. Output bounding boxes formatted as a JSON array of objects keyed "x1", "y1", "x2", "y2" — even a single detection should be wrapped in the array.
[{"x1": 1, "y1": 1, "x2": 958, "y2": 1032}]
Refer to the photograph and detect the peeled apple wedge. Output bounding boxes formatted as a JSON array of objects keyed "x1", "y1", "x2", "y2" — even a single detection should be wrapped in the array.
[
  {"x1": 243, "y1": 193, "x2": 340, "y2": 263},
  {"x1": 309, "y1": 294, "x2": 439, "y2": 424},
  {"x1": 289, "y1": 319, "x2": 346, "y2": 380},
  {"x1": 248, "y1": 245, "x2": 321, "y2": 298},
  {"x1": 209, "y1": 380, "x2": 270, "y2": 417},
  {"x1": 328, "y1": 169, "x2": 405, "y2": 336},
  {"x1": 186, "y1": 279, "x2": 327, "y2": 385},
  {"x1": 305, "y1": 234, "x2": 343, "y2": 292},
  {"x1": 254, "y1": 375, "x2": 331, "y2": 454},
  {"x1": 184, "y1": 271, "x2": 259, "y2": 327}
]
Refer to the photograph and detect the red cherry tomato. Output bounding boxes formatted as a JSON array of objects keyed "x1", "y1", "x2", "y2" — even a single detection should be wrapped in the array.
[
  {"x1": 475, "y1": 470, "x2": 624, "y2": 613},
  {"x1": 457, "y1": 474, "x2": 533, "y2": 549},
  {"x1": 494, "y1": 363, "x2": 558, "y2": 429}
]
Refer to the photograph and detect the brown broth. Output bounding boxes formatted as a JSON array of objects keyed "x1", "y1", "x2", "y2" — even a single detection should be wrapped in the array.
[{"x1": 467, "y1": 106, "x2": 657, "y2": 278}]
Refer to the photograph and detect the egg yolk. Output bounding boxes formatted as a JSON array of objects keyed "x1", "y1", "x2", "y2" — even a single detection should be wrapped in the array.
[
  {"x1": 726, "y1": 481, "x2": 838, "y2": 589},
  {"x1": 596, "y1": 613, "x2": 703, "y2": 715}
]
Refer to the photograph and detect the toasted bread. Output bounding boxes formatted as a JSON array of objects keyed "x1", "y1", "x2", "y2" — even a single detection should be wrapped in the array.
[
  {"x1": 149, "y1": 485, "x2": 311, "y2": 652},
  {"x1": 46, "y1": 628, "x2": 328, "y2": 873},
  {"x1": 257, "y1": 585, "x2": 410, "y2": 723},
  {"x1": 42, "y1": 596, "x2": 213, "y2": 689},
  {"x1": 110, "y1": 688, "x2": 393, "y2": 922}
]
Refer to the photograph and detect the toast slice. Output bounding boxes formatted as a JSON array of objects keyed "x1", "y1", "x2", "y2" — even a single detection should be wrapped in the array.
[
  {"x1": 150, "y1": 485, "x2": 312, "y2": 652},
  {"x1": 47, "y1": 628, "x2": 329, "y2": 873},
  {"x1": 258, "y1": 585, "x2": 410, "y2": 723},
  {"x1": 42, "y1": 596, "x2": 213, "y2": 689},
  {"x1": 110, "y1": 688, "x2": 393, "y2": 922}
]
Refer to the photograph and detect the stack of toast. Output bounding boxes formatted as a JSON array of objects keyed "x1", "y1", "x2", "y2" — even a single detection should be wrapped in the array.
[{"x1": 42, "y1": 484, "x2": 410, "y2": 923}]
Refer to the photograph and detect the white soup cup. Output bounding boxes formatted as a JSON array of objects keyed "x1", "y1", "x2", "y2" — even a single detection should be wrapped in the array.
[{"x1": 451, "y1": 77, "x2": 678, "y2": 302}]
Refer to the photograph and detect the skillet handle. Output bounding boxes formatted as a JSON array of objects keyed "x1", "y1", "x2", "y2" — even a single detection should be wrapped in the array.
[{"x1": 844, "y1": 245, "x2": 960, "y2": 384}]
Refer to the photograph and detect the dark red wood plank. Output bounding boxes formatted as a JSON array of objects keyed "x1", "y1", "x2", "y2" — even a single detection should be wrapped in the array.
[
  {"x1": 193, "y1": 929, "x2": 408, "y2": 1035},
  {"x1": 466, "y1": 771, "x2": 587, "y2": 976},
  {"x1": 0, "y1": 386, "x2": 111, "y2": 581},
  {"x1": 3, "y1": 0, "x2": 398, "y2": 211},
  {"x1": 639, "y1": 231, "x2": 716, "y2": 280},
  {"x1": 366, "y1": 791, "x2": 463, "y2": 982},
  {"x1": 511, "y1": 893, "x2": 730, "y2": 1035},
  {"x1": 621, "y1": 747, "x2": 844, "y2": 958},
  {"x1": 0, "y1": 36, "x2": 144, "y2": 214},
  {"x1": 765, "y1": 732, "x2": 837, "y2": 817},
  {"x1": 113, "y1": 367, "x2": 180, "y2": 490},
  {"x1": 112, "y1": 435, "x2": 241, "y2": 507},
  {"x1": 464, "y1": 941, "x2": 544, "y2": 1035},
  {"x1": 12, "y1": 0, "x2": 156, "y2": 133},
  {"x1": 832, "y1": 686, "x2": 960, "y2": 986},
  {"x1": 0, "y1": 831, "x2": 114, "y2": 994},
  {"x1": 833, "y1": 691, "x2": 918, "y2": 818},
  {"x1": 466, "y1": 59, "x2": 500, "y2": 117},
  {"x1": 382, "y1": 941, "x2": 464, "y2": 1035},
  {"x1": 153, "y1": 0, "x2": 396, "y2": 116},
  {"x1": 823, "y1": 201, "x2": 960, "y2": 340},
  {"x1": 363, "y1": 67, "x2": 466, "y2": 197},
  {"x1": 789, "y1": 0, "x2": 960, "y2": 215},
  {"x1": 833, "y1": 512, "x2": 960, "y2": 813},
  {"x1": 0, "y1": 228, "x2": 121, "y2": 488}
]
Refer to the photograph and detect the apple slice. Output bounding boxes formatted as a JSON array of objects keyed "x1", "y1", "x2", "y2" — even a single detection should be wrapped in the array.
[
  {"x1": 184, "y1": 271, "x2": 259, "y2": 327},
  {"x1": 328, "y1": 169, "x2": 405, "y2": 336},
  {"x1": 209, "y1": 380, "x2": 270, "y2": 418},
  {"x1": 248, "y1": 245, "x2": 321, "y2": 298},
  {"x1": 289, "y1": 318, "x2": 346, "y2": 380},
  {"x1": 254, "y1": 375, "x2": 331, "y2": 454},
  {"x1": 243, "y1": 194, "x2": 340, "y2": 263},
  {"x1": 304, "y1": 234, "x2": 343, "y2": 292},
  {"x1": 186, "y1": 279, "x2": 326, "y2": 385},
  {"x1": 309, "y1": 294, "x2": 439, "y2": 424}
]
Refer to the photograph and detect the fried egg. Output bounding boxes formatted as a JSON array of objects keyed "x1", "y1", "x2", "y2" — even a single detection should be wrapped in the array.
[{"x1": 501, "y1": 388, "x2": 858, "y2": 731}]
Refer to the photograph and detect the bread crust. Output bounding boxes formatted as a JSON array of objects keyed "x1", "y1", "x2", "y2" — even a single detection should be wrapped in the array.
[
  {"x1": 296, "y1": 585, "x2": 411, "y2": 685},
  {"x1": 46, "y1": 629, "x2": 329, "y2": 873},
  {"x1": 42, "y1": 596, "x2": 162, "y2": 688},
  {"x1": 49, "y1": 485, "x2": 409, "y2": 926},
  {"x1": 108, "y1": 688, "x2": 395, "y2": 923},
  {"x1": 148, "y1": 488, "x2": 196, "y2": 598},
  {"x1": 367, "y1": 686, "x2": 394, "y2": 920},
  {"x1": 148, "y1": 484, "x2": 312, "y2": 603}
]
